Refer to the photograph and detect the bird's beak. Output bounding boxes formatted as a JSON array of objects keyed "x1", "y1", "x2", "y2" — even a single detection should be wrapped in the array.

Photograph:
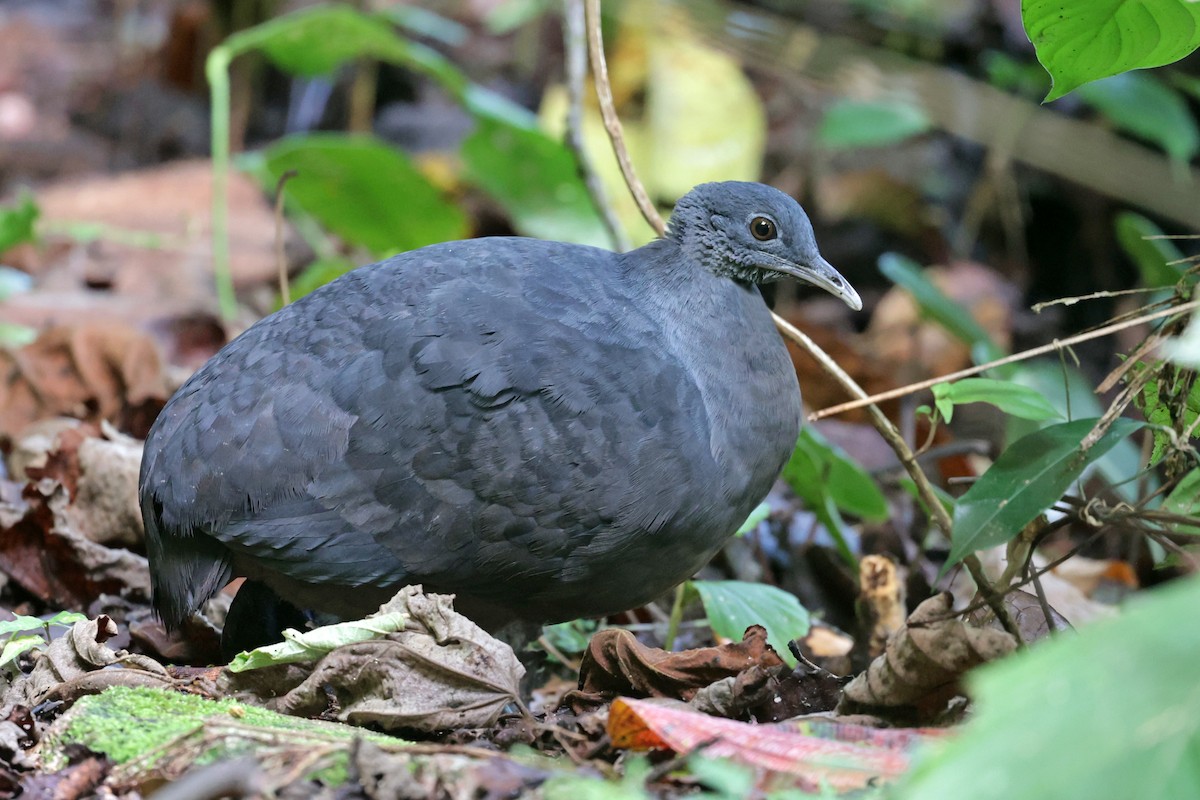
[{"x1": 762, "y1": 253, "x2": 863, "y2": 311}]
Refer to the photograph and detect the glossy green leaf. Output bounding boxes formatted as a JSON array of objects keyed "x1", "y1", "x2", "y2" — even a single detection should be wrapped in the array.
[
  {"x1": 1115, "y1": 211, "x2": 1186, "y2": 288},
  {"x1": 263, "y1": 134, "x2": 467, "y2": 257},
  {"x1": 781, "y1": 435, "x2": 862, "y2": 566},
  {"x1": 798, "y1": 428, "x2": 888, "y2": 521},
  {"x1": 896, "y1": 576, "x2": 1200, "y2": 799},
  {"x1": 735, "y1": 501, "x2": 771, "y2": 536},
  {"x1": 228, "y1": 611, "x2": 408, "y2": 672},
  {"x1": 1078, "y1": 73, "x2": 1199, "y2": 163},
  {"x1": 462, "y1": 117, "x2": 609, "y2": 247},
  {"x1": 692, "y1": 580, "x2": 810, "y2": 667},
  {"x1": 817, "y1": 99, "x2": 932, "y2": 150},
  {"x1": 0, "y1": 192, "x2": 38, "y2": 254},
  {"x1": 1008, "y1": 362, "x2": 1150, "y2": 502},
  {"x1": 946, "y1": 417, "x2": 1144, "y2": 570},
  {"x1": 878, "y1": 253, "x2": 1006, "y2": 365},
  {"x1": 1024, "y1": 0, "x2": 1200, "y2": 102},
  {"x1": 932, "y1": 378, "x2": 1062, "y2": 423}
]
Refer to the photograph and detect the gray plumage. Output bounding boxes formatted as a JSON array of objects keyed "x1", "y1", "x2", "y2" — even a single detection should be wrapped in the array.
[{"x1": 139, "y1": 181, "x2": 860, "y2": 647}]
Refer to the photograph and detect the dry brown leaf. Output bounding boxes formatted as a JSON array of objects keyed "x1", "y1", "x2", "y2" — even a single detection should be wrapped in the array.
[
  {"x1": 0, "y1": 480, "x2": 150, "y2": 609},
  {"x1": 2, "y1": 616, "x2": 171, "y2": 714},
  {"x1": 226, "y1": 586, "x2": 524, "y2": 732},
  {"x1": 17, "y1": 421, "x2": 144, "y2": 547},
  {"x1": 0, "y1": 323, "x2": 169, "y2": 445},
  {"x1": 840, "y1": 592, "x2": 1016, "y2": 722},
  {"x1": 570, "y1": 625, "x2": 785, "y2": 709},
  {"x1": 866, "y1": 261, "x2": 1019, "y2": 383},
  {"x1": 10, "y1": 160, "x2": 282, "y2": 295}
]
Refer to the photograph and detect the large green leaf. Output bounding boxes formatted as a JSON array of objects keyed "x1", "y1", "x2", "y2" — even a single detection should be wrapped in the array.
[
  {"x1": 262, "y1": 134, "x2": 467, "y2": 257},
  {"x1": 878, "y1": 253, "x2": 1006, "y2": 365},
  {"x1": 932, "y1": 378, "x2": 1062, "y2": 423},
  {"x1": 896, "y1": 576, "x2": 1200, "y2": 799},
  {"x1": 816, "y1": 98, "x2": 932, "y2": 150},
  {"x1": 691, "y1": 580, "x2": 810, "y2": 667},
  {"x1": 1024, "y1": 0, "x2": 1200, "y2": 102},
  {"x1": 1115, "y1": 211, "x2": 1187, "y2": 288},
  {"x1": 462, "y1": 118, "x2": 609, "y2": 247},
  {"x1": 1077, "y1": 73, "x2": 1199, "y2": 163},
  {"x1": 946, "y1": 417, "x2": 1144, "y2": 570}
]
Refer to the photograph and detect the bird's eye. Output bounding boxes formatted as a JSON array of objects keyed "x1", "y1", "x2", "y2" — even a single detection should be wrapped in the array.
[{"x1": 750, "y1": 216, "x2": 777, "y2": 241}]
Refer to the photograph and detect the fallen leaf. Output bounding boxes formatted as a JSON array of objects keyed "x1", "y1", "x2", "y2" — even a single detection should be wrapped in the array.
[
  {"x1": 572, "y1": 625, "x2": 785, "y2": 706},
  {"x1": 225, "y1": 586, "x2": 524, "y2": 732},
  {"x1": 840, "y1": 593, "x2": 1017, "y2": 723},
  {"x1": 609, "y1": 696, "x2": 934, "y2": 792}
]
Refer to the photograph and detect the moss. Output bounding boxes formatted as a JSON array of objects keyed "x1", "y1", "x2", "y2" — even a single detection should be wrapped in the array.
[{"x1": 42, "y1": 685, "x2": 405, "y2": 784}]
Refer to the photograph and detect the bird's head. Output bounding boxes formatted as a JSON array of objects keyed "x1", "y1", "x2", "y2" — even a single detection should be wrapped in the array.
[{"x1": 668, "y1": 181, "x2": 862, "y2": 311}]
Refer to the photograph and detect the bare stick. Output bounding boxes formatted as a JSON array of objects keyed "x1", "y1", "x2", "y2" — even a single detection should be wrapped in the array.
[
  {"x1": 273, "y1": 169, "x2": 298, "y2": 307},
  {"x1": 564, "y1": 0, "x2": 628, "y2": 251},
  {"x1": 584, "y1": 0, "x2": 665, "y2": 236},
  {"x1": 811, "y1": 298, "x2": 1200, "y2": 421}
]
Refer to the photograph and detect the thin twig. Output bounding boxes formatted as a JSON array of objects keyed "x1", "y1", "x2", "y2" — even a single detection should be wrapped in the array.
[
  {"x1": 811, "y1": 297, "x2": 1200, "y2": 421},
  {"x1": 1031, "y1": 285, "x2": 1167, "y2": 313},
  {"x1": 584, "y1": 0, "x2": 665, "y2": 235},
  {"x1": 273, "y1": 169, "x2": 298, "y2": 307},
  {"x1": 563, "y1": 0, "x2": 628, "y2": 250}
]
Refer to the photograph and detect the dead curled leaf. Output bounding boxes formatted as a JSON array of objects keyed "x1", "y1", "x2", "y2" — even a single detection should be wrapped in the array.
[
  {"x1": 1, "y1": 616, "x2": 171, "y2": 713},
  {"x1": 839, "y1": 592, "x2": 1017, "y2": 720},
  {"x1": 224, "y1": 586, "x2": 524, "y2": 732},
  {"x1": 0, "y1": 323, "x2": 169, "y2": 445},
  {"x1": 568, "y1": 625, "x2": 785, "y2": 711},
  {"x1": 0, "y1": 480, "x2": 150, "y2": 609},
  {"x1": 18, "y1": 421, "x2": 144, "y2": 548}
]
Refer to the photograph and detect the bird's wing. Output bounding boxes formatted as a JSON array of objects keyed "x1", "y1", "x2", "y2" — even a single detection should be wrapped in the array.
[{"x1": 141, "y1": 238, "x2": 717, "y2": 617}]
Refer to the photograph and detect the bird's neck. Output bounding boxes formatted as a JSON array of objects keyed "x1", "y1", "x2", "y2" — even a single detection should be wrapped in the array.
[{"x1": 617, "y1": 239, "x2": 801, "y2": 498}]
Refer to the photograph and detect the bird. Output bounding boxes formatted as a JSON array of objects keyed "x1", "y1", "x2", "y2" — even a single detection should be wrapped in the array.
[{"x1": 139, "y1": 181, "x2": 862, "y2": 655}]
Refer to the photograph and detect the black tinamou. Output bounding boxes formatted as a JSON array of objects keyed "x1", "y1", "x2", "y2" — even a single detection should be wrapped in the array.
[{"x1": 139, "y1": 181, "x2": 861, "y2": 653}]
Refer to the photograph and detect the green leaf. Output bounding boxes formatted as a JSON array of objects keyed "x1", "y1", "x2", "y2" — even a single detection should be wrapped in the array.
[
  {"x1": 0, "y1": 614, "x2": 50, "y2": 637},
  {"x1": 44, "y1": 610, "x2": 88, "y2": 629},
  {"x1": 1024, "y1": 0, "x2": 1200, "y2": 102},
  {"x1": 1114, "y1": 212, "x2": 1186, "y2": 288},
  {"x1": 1163, "y1": 469, "x2": 1200, "y2": 534},
  {"x1": 781, "y1": 434, "x2": 862, "y2": 566},
  {"x1": 1077, "y1": 72, "x2": 1199, "y2": 163},
  {"x1": 736, "y1": 501, "x2": 771, "y2": 536},
  {"x1": 0, "y1": 191, "x2": 38, "y2": 253},
  {"x1": 878, "y1": 253, "x2": 1006, "y2": 365},
  {"x1": 228, "y1": 611, "x2": 408, "y2": 672},
  {"x1": 462, "y1": 117, "x2": 609, "y2": 247},
  {"x1": 816, "y1": 99, "x2": 932, "y2": 150},
  {"x1": 932, "y1": 378, "x2": 1063, "y2": 424},
  {"x1": 798, "y1": 428, "x2": 889, "y2": 521},
  {"x1": 946, "y1": 417, "x2": 1144, "y2": 571},
  {"x1": 691, "y1": 580, "x2": 810, "y2": 667},
  {"x1": 0, "y1": 634, "x2": 43, "y2": 671},
  {"x1": 263, "y1": 134, "x2": 467, "y2": 257},
  {"x1": 286, "y1": 256, "x2": 357, "y2": 304},
  {"x1": 895, "y1": 576, "x2": 1200, "y2": 799},
  {"x1": 539, "y1": 618, "x2": 599, "y2": 658}
]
